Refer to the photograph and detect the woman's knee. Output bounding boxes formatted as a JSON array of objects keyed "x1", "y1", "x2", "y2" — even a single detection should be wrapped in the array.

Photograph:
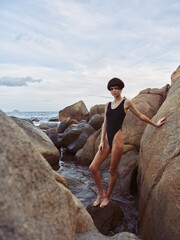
[{"x1": 89, "y1": 164, "x2": 97, "y2": 174}]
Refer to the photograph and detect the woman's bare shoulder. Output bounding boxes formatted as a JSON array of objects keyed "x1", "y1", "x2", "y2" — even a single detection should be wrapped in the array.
[{"x1": 124, "y1": 98, "x2": 132, "y2": 106}]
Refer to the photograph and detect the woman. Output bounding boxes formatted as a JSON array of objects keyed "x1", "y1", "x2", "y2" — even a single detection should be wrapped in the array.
[{"x1": 89, "y1": 77, "x2": 166, "y2": 208}]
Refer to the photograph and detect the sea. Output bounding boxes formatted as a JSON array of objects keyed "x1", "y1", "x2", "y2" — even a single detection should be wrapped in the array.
[{"x1": 5, "y1": 110, "x2": 59, "y2": 125}]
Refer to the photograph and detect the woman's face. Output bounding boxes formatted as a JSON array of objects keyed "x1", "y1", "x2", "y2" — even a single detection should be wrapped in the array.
[{"x1": 109, "y1": 86, "x2": 122, "y2": 97}]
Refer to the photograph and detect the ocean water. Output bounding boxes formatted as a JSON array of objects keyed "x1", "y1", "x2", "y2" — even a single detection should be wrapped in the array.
[{"x1": 6, "y1": 110, "x2": 59, "y2": 123}]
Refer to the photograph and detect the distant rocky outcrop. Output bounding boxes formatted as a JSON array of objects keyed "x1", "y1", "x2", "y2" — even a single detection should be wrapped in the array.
[
  {"x1": 11, "y1": 116, "x2": 60, "y2": 168},
  {"x1": 59, "y1": 100, "x2": 88, "y2": 121},
  {"x1": 138, "y1": 73, "x2": 180, "y2": 240}
]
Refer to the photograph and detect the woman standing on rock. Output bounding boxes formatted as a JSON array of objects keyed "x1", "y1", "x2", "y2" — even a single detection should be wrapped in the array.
[{"x1": 89, "y1": 77, "x2": 166, "y2": 208}]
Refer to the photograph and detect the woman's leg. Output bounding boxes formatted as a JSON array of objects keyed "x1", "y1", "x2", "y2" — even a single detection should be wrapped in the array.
[
  {"x1": 100, "y1": 130, "x2": 124, "y2": 208},
  {"x1": 89, "y1": 141, "x2": 110, "y2": 206}
]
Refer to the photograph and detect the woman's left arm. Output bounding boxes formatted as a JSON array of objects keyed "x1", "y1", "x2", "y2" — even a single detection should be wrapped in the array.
[{"x1": 125, "y1": 99, "x2": 166, "y2": 127}]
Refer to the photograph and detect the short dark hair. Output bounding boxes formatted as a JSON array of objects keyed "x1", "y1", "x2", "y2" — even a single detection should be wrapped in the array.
[{"x1": 107, "y1": 78, "x2": 125, "y2": 90}]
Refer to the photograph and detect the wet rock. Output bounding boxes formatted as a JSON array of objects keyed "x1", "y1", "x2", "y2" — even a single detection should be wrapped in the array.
[
  {"x1": 0, "y1": 110, "x2": 94, "y2": 240},
  {"x1": 60, "y1": 122, "x2": 95, "y2": 154},
  {"x1": 59, "y1": 124, "x2": 82, "y2": 147},
  {"x1": 61, "y1": 152, "x2": 75, "y2": 162},
  {"x1": 45, "y1": 127, "x2": 61, "y2": 150},
  {"x1": 48, "y1": 117, "x2": 59, "y2": 122},
  {"x1": 57, "y1": 117, "x2": 78, "y2": 133},
  {"x1": 75, "y1": 129, "x2": 101, "y2": 165},
  {"x1": 87, "y1": 201, "x2": 124, "y2": 235},
  {"x1": 138, "y1": 69, "x2": 180, "y2": 240},
  {"x1": 88, "y1": 114, "x2": 104, "y2": 130},
  {"x1": 11, "y1": 116, "x2": 60, "y2": 167},
  {"x1": 32, "y1": 117, "x2": 39, "y2": 122},
  {"x1": 59, "y1": 100, "x2": 88, "y2": 121}
]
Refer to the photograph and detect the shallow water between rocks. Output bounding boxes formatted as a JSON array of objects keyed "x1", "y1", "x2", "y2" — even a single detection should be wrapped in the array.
[{"x1": 58, "y1": 160, "x2": 139, "y2": 237}]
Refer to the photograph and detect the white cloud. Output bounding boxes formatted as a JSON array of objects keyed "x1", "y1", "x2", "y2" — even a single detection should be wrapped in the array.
[
  {"x1": 0, "y1": 76, "x2": 41, "y2": 86},
  {"x1": 0, "y1": 0, "x2": 179, "y2": 111}
]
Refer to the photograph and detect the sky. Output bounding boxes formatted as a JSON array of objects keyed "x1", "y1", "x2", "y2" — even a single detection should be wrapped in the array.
[{"x1": 0, "y1": 0, "x2": 179, "y2": 112}]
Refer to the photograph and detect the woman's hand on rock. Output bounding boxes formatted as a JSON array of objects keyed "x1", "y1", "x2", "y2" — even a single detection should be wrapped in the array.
[{"x1": 156, "y1": 116, "x2": 166, "y2": 127}]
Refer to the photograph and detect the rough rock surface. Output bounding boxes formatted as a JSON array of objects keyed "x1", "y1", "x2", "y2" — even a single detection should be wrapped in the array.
[
  {"x1": 138, "y1": 74, "x2": 180, "y2": 240},
  {"x1": 59, "y1": 100, "x2": 88, "y2": 121},
  {"x1": 122, "y1": 84, "x2": 169, "y2": 149},
  {"x1": 171, "y1": 65, "x2": 180, "y2": 84},
  {"x1": 88, "y1": 104, "x2": 105, "y2": 119},
  {"x1": 0, "y1": 111, "x2": 94, "y2": 240},
  {"x1": 11, "y1": 116, "x2": 60, "y2": 167},
  {"x1": 117, "y1": 150, "x2": 139, "y2": 196},
  {"x1": 53, "y1": 170, "x2": 67, "y2": 187},
  {"x1": 77, "y1": 230, "x2": 139, "y2": 240}
]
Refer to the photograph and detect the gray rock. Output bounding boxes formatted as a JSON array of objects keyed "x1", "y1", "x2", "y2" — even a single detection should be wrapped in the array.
[
  {"x1": 60, "y1": 122, "x2": 95, "y2": 154},
  {"x1": 57, "y1": 117, "x2": 78, "y2": 133}
]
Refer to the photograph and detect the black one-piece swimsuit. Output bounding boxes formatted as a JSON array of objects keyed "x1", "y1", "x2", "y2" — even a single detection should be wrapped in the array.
[{"x1": 106, "y1": 99, "x2": 126, "y2": 149}]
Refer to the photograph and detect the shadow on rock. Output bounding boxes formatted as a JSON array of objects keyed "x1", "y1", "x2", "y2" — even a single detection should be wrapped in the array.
[{"x1": 87, "y1": 201, "x2": 124, "y2": 236}]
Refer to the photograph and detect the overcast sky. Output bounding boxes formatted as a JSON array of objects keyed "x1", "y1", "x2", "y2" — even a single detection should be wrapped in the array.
[{"x1": 0, "y1": 0, "x2": 179, "y2": 112}]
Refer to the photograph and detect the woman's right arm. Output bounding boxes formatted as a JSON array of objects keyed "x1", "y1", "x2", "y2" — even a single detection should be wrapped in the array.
[{"x1": 99, "y1": 103, "x2": 108, "y2": 152}]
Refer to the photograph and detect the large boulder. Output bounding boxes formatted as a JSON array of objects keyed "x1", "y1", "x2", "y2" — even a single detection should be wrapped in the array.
[
  {"x1": 11, "y1": 116, "x2": 60, "y2": 167},
  {"x1": 0, "y1": 110, "x2": 140, "y2": 240},
  {"x1": 59, "y1": 100, "x2": 88, "y2": 121},
  {"x1": 88, "y1": 104, "x2": 105, "y2": 119},
  {"x1": 138, "y1": 73, "x2": 180, "y2": 240},
  {"x1": 117, "y1": 150, "x2": 139, "y2": 196},
  {"x1": 0, "y1": 110, "x2": 94, "y2": 240},
  {"x1": 122, "y1": 84, "x2": 170, "y2": 149}
]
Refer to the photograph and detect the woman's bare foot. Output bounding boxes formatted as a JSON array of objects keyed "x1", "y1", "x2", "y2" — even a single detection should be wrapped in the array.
[
  {"x1": 100, "y1": 196, "x2": 110, "y2": 208},
  {"x1": 93, "y1": 193, "x2": 106, "y2": 207}
]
